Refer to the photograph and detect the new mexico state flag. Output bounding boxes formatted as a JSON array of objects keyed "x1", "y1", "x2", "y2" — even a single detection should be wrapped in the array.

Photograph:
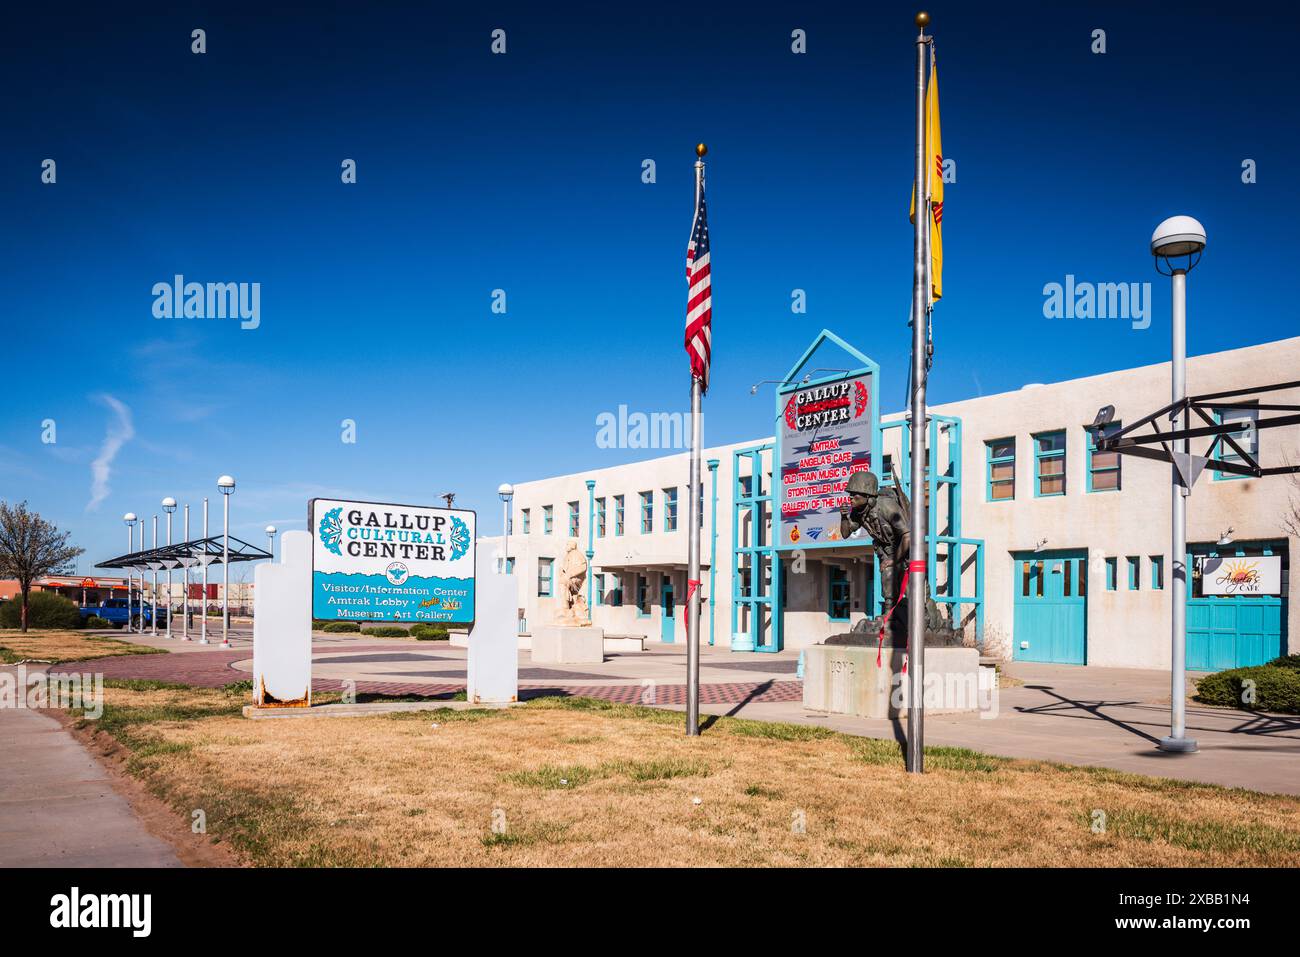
[{"x1": 909, "y1": 48, "x2": 943, "y2": 302}]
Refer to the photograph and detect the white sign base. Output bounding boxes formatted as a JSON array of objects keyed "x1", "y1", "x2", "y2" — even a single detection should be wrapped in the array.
[
  {"x1": 253, "y1": 530, "x2": 312, "y2": 707},
  {"x1": 466, "y1": 545, "x2": 519, "y2": 704}
]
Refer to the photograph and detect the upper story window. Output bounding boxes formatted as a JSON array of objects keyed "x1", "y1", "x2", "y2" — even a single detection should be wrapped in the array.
[
  {"x1": 640, "y1": 491, "x2": 653, "y2": 533},
  {"x1": 986, "y1": 438, "x2": 1015, "y2": 502},
  {"x1": 596, "y1": 497, "x2": 606, "y2": 537},
  {"x1": 521, "y1": 508, "x2": 530, "y2": 534},
  {"x1": 543, "y1": 505, "x2": 553, "y2": 534},
  {"x1": 664, "y1": 487, "x2": 678, "y2": 531},
  {"x1": 568, "y1": 501, "x2": 580, "y2": 537},
  {"x1": 1212, "y1": 406, "x2": 1258, "y2": 481},
  {"x1": 614, "y1": 495, "x2": 625, "y2": 535},
  {"x1": 1034, "y1": 430, "x2": 1067, "y2": 497},
  {"x1": 1087, "y1": 422, "x2": 1122, "y2": 492},
  {"x1": 538, "y1": 558, "x2": 554, "y2": 596}
]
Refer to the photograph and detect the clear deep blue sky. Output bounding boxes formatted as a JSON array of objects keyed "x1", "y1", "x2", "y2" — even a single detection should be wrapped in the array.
[{"x1": 2, "y1": 1, "x2": 1297, "y2": 569}]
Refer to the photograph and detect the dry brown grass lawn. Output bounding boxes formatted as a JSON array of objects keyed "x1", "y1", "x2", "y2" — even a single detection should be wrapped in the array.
[
  {"x1": 0, "y1": 629, "x2": 166, "y2": 664},
  {"x1": 74, "y1": 686, "x2": 1300, "y2": 868}
]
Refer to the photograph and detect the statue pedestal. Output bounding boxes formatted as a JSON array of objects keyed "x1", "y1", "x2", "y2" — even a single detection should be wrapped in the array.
[
  {"x1": 802, "y1": 644, "x2": 983, "y2": 719},
  {"x1": 531, "y1": 625, "x2": 605, "y2": 665}
]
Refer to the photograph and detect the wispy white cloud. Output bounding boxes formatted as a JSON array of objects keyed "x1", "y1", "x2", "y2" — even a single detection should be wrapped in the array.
[{"x1": 86, "y1": 394, "x2": 134, "y2": 512}]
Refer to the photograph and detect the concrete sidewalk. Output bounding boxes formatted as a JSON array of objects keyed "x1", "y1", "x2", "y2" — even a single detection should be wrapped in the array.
[{"x1": 0, "y1": 669, "x2": 180, "y2": 867}]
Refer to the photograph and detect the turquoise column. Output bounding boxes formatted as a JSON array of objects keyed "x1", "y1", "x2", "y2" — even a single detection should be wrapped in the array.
[
  {"x1": 707, "y1": 459, "x2": 719, "y2": 646},
  {"x1": 585, "y1": 479, "x2": 596, "y2": 621}
]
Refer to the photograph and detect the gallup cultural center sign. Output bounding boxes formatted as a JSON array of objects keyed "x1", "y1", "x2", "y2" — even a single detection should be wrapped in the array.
[
  {"x1": 778, "y1": 371, "x2": 875, "y2": 546},
  {"x1": 310, "y1": 498, "x2": 476, "y2": 623},
  {"x1": 1197, "y1": 555, "x2": 1282, "y2": 596}
]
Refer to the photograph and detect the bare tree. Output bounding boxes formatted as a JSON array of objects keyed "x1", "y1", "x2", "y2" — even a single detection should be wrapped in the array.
[{"x1": 0, "y1": 501, "x2": 85, "y2": 633}]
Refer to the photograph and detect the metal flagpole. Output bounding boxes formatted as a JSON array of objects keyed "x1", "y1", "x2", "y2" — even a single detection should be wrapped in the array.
[
  {"x1": 906, "y1": 10, "x2": 932, "y2": 774},
  {"x1": 151, "y1": 515, "x2": 158, "y2": 636},
  {"x1": 686, "y1": 147, "x2": 705, "y2": 737}
]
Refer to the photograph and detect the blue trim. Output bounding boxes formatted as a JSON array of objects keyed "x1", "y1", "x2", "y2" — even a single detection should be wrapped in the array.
[
  {"x1": 521, "y1": 508, "x2": 530, "y2": 534},
  {"x1": 663, "y1": 486, "x2": 678, "y2": 532},
  {"x1": 1104, "y1": 557, "x2": 1117, "y2": 591},
  {"x1": 1150, "y1": 554, "x2": 1164, "y2": 590},
  {"x1": 614, "y1": 495, "x2": 625, "y2": 536},
  {"x1": 639, "y1": 490, "x2": 653, "y2": 534},
  {"x1": 1127, "y1": 555, "x2": 1140, "y2": 590},
  {"x1": 730, "y1": 443, "x2": 779, "y2": 652},
  {"x1": 595, "y1": 496, "x2": 606, "y2": 538},
  {"x1": 635, "y1": 573, "x2": 650, "y2": 618},
  {"x1": 707, "y1": 459, "x2": 719, "y2": 647},
  {"x1": 568, "y1": 500, "x2": 580, "y2": 538},
  {"x1": 985, "y1": 437, "x2": 1015, "y2": 503},
  {"x1": 543, "y1": 504, "x2": 553, "y2": 534},
  {"x1": 537, "y1": 557, "x2": 554, "y2": 597},
  {"x1": 1211, "y1": 407, "x2": 1255, "y2": 482},
  {"x1": 1086, "y1": 422, "x2": 1122, "y2": 493},
  {"x1": 1033, "y1": 430, "x2": 1067, "y2": 498}
]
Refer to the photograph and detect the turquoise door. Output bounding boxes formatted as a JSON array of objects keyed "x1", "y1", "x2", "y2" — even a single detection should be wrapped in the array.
[
  {"x1": 1187, "y1": 542, "x2": 1286, "y2": 671},
  {"x1": 661, "y1": 577, "x2": 676, "y2": 643},
  {"x1": 1013, "y1": 550, "x2": 1087, "y2": 664}
]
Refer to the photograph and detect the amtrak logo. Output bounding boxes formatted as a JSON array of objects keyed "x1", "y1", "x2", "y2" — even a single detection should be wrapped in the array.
[
  {"x1": 319, "y1": 507, "x2": 344, "y2": 555},
  {"x1": 385, "y1": 561, "x2": 409, "y2": 585}
]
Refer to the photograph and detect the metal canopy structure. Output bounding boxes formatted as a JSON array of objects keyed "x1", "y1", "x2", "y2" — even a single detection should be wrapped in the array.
[
  {"x1": 1093, "y1": 379, "x2": 1300, "y2": 484},
  {"x1": 95, "y1": 536, "x2": 272, "y2": 572}
]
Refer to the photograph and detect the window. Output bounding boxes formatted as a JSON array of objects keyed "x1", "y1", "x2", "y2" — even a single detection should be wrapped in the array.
[
  {"x1": 1150, "y1": 555, "x2": 1164, "y2": 590},
  {"x1": 1034, "y1": 430, "x2": 1067, "y2": 497},
  {"x1": 986, "y1": 438, "x2": 1015, "y2": 502},
  {"x1": 739, "y1": 475, "x2": 753, "y2": 498},
  {"x1": 594, "y1": 573, "x2": 604, "y2": 606},
  {"x1": 1127, "y1": 556, "x2": 1140, "y2": 590},
  {"x1": 699, "y1": 483, "x2": 705, "y2": 528},
  {"x1": 828, "y1": 567, "x2": 850, "y2": 621},
  {"x1": 1212, "y1": 406, "x2": 1258, "y2": 481},
  {"x1": 543, "y1": 505, "x2": 553, "y2": 535},
  {"x1": 1105, "y1": 557, "x2": 1117, "y2": 591},
  {"x1": 640, "y1": 491, "x2": 653, "y2": 533},
  {"x1": 664, "y1": 487, "x2": 678, "y2": 531},
  {"x1": 610, "y1": 575, "x2": 624, "y2": 607},
  {"x1": 568, "y1": 501, "x2": 579, "y2": 537},
  {"x1": 636, "y1": 574, "x2": 649, "y2": 616},
  {"x1": 521, "y1": 508, "x2": 530, "y2": 534},
  {"x1": 614, "y1": 495, "x2": 625, "y2": 536},
  {"x1": 882, "y1": 454, "x2": 894, "y2": 481},
  {"x1": 1087, "y1": 422, "x2": 1122, "y2": 492},
  {"x1": 537, "y1": 558, "x2": 554, "y2": 597},
  {"x1": 596, "y1": 498, "x2": 606, "y2": 537}
]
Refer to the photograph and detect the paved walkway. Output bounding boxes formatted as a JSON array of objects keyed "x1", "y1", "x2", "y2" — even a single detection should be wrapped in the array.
[
  {"x1": 47, "y1": 636, "x2": 1300, "y2": 796},
  {"x1": 0, "y1": 667, "x2": 180, "y2": 867}
]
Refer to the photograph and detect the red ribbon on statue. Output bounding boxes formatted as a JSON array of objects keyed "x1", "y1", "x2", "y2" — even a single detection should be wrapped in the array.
[
  {"x1": 684, "y1": 579, "x2": 702, "y2": 633},
  {"x1": 877, "y1": 560, "x2": 928, "y2": 670}
]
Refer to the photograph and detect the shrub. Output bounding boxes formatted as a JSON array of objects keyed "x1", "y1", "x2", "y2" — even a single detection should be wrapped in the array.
[
  {"x1": 1194, "y1": 665, "x2": 1300, "y2": 714},
  {"x1": 84, "y1": 616, "x2": 113, "y2": 629},
  {"x1": 322, "y1": 621, "x2": 361, "y2": 633},
  {"x1": 1267, "y1": 654, "x2": 1300, "y2": 671},
  {"x1": 0, "y1": 591, "x2": 83, "y2": 629},
  {"x1": 410, "y1": 623, "x2": 450, "y2": 641},
  {"x1": 361, "y1": 626, "x2": 410, "y2": 638}
]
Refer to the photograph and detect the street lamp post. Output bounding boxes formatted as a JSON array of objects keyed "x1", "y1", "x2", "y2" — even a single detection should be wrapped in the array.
[
  {"x1": 182, "y1": 503, "x2": 191, "y2": 641},
  {"x1": 200, "y1": 498, "x2": 210, "y2": 644},
  {"x1": 134, "y1": 518, "x2": 145, "y2": 632},
  {"x1": 265, "y1": 525, "x2": 277, "y2": 561},
  {"x1": 218, "y1": 475, "x2": 236, "y2": 648},
  {"x1": 123, "y1": 514, "x2": 136, "y2": 632},
  {"x1": 162, "y1": 498, "x2": 176, "y2": 639},
  {"x1": 150, "y1": 514, "x2": 158, "y2": 636},
  {"x1": 497, "y1": 483, "x2": 514, "y2": 574},
  {"x1": 1152, "y1": 214, "x2": 1207, "y2": 754}
]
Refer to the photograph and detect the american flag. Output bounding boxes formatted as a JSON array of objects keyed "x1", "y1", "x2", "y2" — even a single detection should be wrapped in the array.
[{"x1": 685, "y1": 177, "x2": 711, "y2": 393}]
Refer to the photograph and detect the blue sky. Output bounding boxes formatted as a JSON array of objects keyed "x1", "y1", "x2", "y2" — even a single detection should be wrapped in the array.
[{"x1": 1, "y1": 1, "x2": 1297, "y2": 570}]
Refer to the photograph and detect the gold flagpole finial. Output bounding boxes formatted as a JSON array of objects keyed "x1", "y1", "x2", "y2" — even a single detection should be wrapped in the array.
[
  {"x1": 695, "y1": 143, "x2": 708, "y2": 158},
  {"x1": 915, "y1": 11, "x2": 930, "y2": 28}
]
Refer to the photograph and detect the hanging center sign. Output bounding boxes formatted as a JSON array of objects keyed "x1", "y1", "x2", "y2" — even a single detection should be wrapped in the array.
[
  {"x1": 309, "y1": 498, "x2": 476, "y2": 623},
  {"x1": 778, "y1": 371, "x2": 876, "y2": 547}
]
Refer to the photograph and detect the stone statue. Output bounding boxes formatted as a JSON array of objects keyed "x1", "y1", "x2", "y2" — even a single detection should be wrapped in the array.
[
  {"x1": 555, "y1": 540, "x2": 590, "y2": 625},
  {"x1": 837, "y1": 470, "x2": 951, "y2": 645}
]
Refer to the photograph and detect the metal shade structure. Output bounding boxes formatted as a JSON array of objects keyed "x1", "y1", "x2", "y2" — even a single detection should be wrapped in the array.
[
  {"x1": 95, "y1": 535, "x2": 272, "y2": 573},
  {"x1": 1093, "y1": 379, "x2": 1300, "y2": 483}
]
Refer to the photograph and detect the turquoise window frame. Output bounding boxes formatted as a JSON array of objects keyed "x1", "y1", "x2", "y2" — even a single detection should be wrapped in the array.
[
  {"x1": 1087, "y1": 422, "x2": 1122, "y2": 493},
  {"x1": 985, "y1": 438, "x2": 1015, "y2": 503},
  {"x1": 1150, "y1": 555, "x2": 1163, "y2": 590},
  {"x1": 614, "y1": 495, "x2": 625, "y2": 536},
  {"x1": 594, "y1": 573, "x2": 604, "y2": 606},
  {"x1": 610, "y1": 574, "x2": 624, "y2": 607},
  {"x1": 635, "y1": 574, "x2": 650, "y2": 617},
  {"x1": 521, "y1": 509, "x2": 530, "y2": 534},
  {"x1": 1105, "y1": 557, "x2": 1117, "y2": 591},
  {"x1": 1033, "y1": 430, "x2": 1067, "y2": 497},
  {"x1": 567, "y1": 501, "x2": 579, "y2": 537},
  {"x1": 543, "y1": 505, "x2": 553, "y2": 535},
  {"x1": 537, "y1": 558, "x2": 553, "y2": 597},
  {"x1": 664, "y1": 487, "x2": 678, "y2": 531},
  {"x1": 595, "y1": 497, "x2": 606, "y2": 537},
  {"x1": 640, "y1": 491, "x2": 653, "y2": 533},
  {"x1": 827, "y1": 566, "x2": 850, "y2": 622},
  {"x1": 504, "y1": 557, "x2": 515, "y2": 575},
  {"x1": 1212, "y1": 407, "x2": 1256, "y2": 482},
  {"x1": 1127, "y1": 556, "x2": 1140, "y2": 590}
]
